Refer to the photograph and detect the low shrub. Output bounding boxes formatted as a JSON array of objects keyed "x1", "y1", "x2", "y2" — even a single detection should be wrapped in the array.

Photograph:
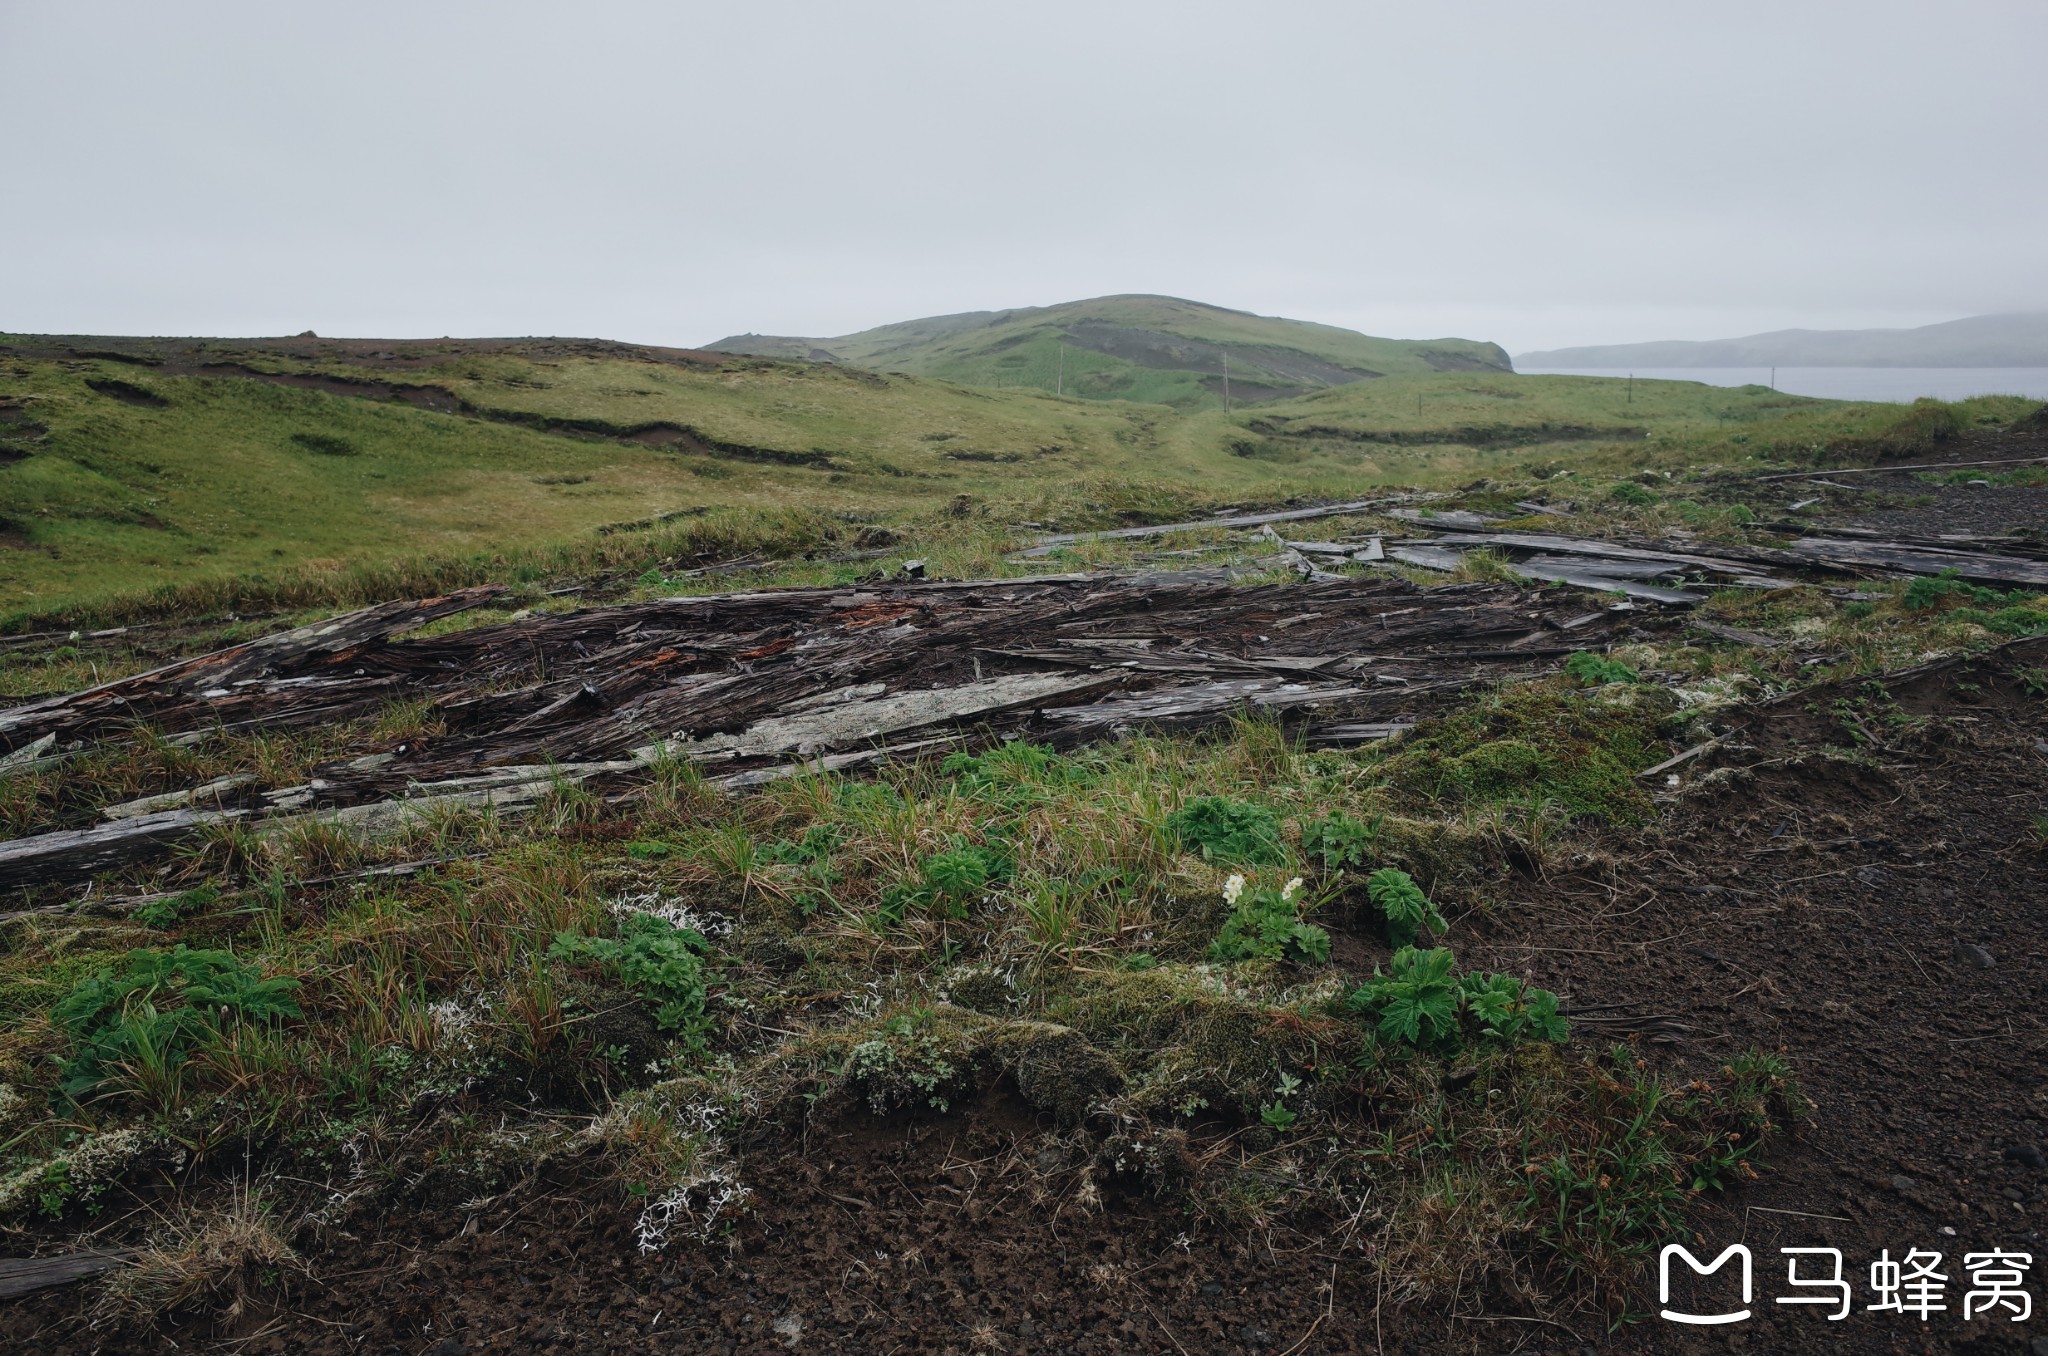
[
  {"x1": 1346, "y1": 946, "x2": 1568, "y2": 1055},
  {"x1": 548, "y1": 912, "x2": 712, "y2": 1048},
  {"x1": 1167, "y1": 796, "x2": 1285, "y2": 865},
  {"x1": 1209, "y1": 874, "x2": 1329, "y2": 964},
  {"x1": 53, "y1": 947, "x2": 301, "y2": 1100}
]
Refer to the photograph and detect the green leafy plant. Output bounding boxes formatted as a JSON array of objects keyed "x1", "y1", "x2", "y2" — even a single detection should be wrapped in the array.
[
  {"x1": 132, "y1": 884, "x2": 220, "y2": 930},
  {"x1": 1260, "y1": 1072, "x2": 1304, "y2": 1129},
  {"x1": 1167, "y1": 796, "x2": 1285, "y2": 865},
  {"x1": 1459, "y1": 971, "x2": 1570, "y2": 1044},
  {"x1": 1564, "y1": 651, "x2": 1640, "y2": 686},
  {"x1": 548, "y1": 913, "x2": 712, "y2": 1045},
  {"x1": 1302, "y1": 811, "x2": 1380, "y2": 870},
  {"x1": 1350, "y1": 946, "x2": 1462, "y2": 1048},
  {"x1": 1902, "y1": 569, "x2": 2040, "y2": 613},
  {"x1": 1607, "y1": 481, "x2": 1655, "y2": 506},
  {"x1": 1211, "y1": 874, "x2": 1330, "y2": 964},
  {"x1": 52, "y1": 946, "x2": 302, "y2": 1099},
  {"x1": 879, "y1": 842, "x2": 1011, "y2": 920},
  {"x1": 1346, "y1": 946, "x2": 1568, "y2": 1054},
  {"x1": 1364, "y1": 867, "x2": 1447, "y2": 948}
]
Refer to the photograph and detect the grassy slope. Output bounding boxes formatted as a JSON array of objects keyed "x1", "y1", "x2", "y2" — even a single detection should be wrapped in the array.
[
  {"x1": 4, "y1": 330, "x2": 2029, "y2": 626},
  {"x1": 4, "y1": 348, "x2": 2045, "y2": 1333},
  {"x1": 707, "y1": 294, "x2": 1512, "y2": 409}
]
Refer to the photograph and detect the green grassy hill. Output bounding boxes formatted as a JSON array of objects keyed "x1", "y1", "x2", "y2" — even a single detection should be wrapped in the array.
[
  {"x1": 6, "y1": 329, "x2": 2025, "y2": 627},
  {"x1": 705, "y1": 294, "x2": 1512, "y2": 409}
]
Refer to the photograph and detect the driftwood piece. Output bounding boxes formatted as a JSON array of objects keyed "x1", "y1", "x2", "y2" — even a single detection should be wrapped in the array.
[
  {"x1": 0, "y1": 1252, "x2": 129, "y2": 1300},
  {"x1": 1753, "y1": 454, "x2": 2048, "y2": 481},
  {"x1": 1014, "y1": 498, "x2": 1409, "y2": 558},
  {"x1": 1507, "y1": 563, "x2": 1705, "y2": 605},
  {"x1": 1416, "y1": 530, "x2": 1805, "y2": 583},
  {"x1": 1786, "y1": 537, "x2": 2048, "y2": 587},
  {"x1": 0, "y1": 807, "x2": 250, "y2": 890},
  {"x1": 0, "y1": 585, "x2": 505, "y2": 749},
  {"x1": 1384, "y1": 508, "x2": 1504, "y2": 530}
]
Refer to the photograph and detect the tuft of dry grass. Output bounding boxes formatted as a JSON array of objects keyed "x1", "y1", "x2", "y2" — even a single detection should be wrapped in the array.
[{"x1": 97, "y1": 1188, "x2": 303, "y2": 1326}]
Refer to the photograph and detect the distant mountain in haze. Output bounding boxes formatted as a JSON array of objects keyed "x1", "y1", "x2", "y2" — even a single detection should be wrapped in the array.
[
  {"x1": 706, "y1": 294, "x2": 1510, "y2": 409},
  {"x1": 1518, "y1": 312, "x2": 2048, "y2": 369}
]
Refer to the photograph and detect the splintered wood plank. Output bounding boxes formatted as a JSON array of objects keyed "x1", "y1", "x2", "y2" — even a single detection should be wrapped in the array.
[
  {"x1": 1787, "y1": 537, "x2": 2048, "y2": 586},
  {"x1": 0, "y1": 1252, "x2": 128, "y2": 1300}
]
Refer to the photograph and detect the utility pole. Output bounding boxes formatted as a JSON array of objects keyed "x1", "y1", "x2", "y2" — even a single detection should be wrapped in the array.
[
  {"x1": 1770, "y1": 366, "x2": 1776, "y2": 392},
  {"x1": 1221, "y1": 351, "x2": 1231, "y2": 411},
  {"x1": 1056, "y1": 344, "x2": 1064, "y2": 397},
  {"x1": 1627, "y1": 373, "x2": 1633, "y2": 404}
]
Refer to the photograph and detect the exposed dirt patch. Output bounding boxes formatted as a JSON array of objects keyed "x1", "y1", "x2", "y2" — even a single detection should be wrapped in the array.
[
  {"x1": 11, "y1": 335, "x2": 735, "y2": 375},
  {"x1": 82, "y1": 378, "x2": 168, "y2": 409},
  {"x1": 124, "y1": 362, "x2": 844, "y2": 469},
  {"x1": 1463, "y1": 637, "x2": 2048, "y2": 1353},
  {"x1": 0, "y1": 399, "x2": 48, "y2": 455},
  {"x1": 1838, "y1": 483, "x2": 2048, "y2": 539}
]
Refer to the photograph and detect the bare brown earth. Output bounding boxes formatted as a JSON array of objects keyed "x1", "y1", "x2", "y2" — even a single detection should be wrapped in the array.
[
  {"x1": 6, "y1": 438, "x2": 2048, "y2": 1352},
  {"x1": 5, "y1": 624, "x2": 2046, "y2": 1353},
  {"x1": 10, "y1": 645, "x2": 2044, "y2": 1355}
]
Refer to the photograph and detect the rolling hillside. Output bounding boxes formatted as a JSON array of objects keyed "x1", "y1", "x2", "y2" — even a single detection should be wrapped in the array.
[
  {"x1": 1519, "y1": 311, "x2": 2048, "y2": 368},
  {"x1": 706, "y1": 294, "x2": 1512, "y2": 408},
  {"x1": 13, "y1": 326, "x2": 2010, "y2": 625}
]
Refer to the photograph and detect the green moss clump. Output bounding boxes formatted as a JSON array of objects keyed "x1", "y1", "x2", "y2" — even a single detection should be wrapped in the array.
[{"x1": 1369, "y1": 680, "x2": 1671, "y2": 822}]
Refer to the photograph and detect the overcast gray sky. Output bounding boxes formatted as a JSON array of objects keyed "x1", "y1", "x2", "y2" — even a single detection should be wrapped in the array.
[{"x1": 4, "y1": 1, "x2": 2044, "y2": 355}]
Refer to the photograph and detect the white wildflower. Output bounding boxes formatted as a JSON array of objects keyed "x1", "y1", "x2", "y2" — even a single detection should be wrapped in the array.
[
  {"x1": 1281, "y1": 877, "x2": 1304, "y2": 901},
  {"x1": 1222, "y1": 875, "x2": 1246, "y2": 905}
]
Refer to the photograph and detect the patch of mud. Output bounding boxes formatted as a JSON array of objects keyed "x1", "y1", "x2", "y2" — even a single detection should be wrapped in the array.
[
  {"x1": 1465, "y1": 637, "x2": 2048, "y2": 1353},
  {"x1": 83, "y1": 377, "x2": 169, "y2": 408},
  {"x1": 3, "y1": 1088, "x2": 1366, "y2": 1356},
  {"x1": 7, "y1": 335, "x2": 735, "y2": 374},
  {"x1": 150, "y1": 363, "x2": 843, "y2": 469}
]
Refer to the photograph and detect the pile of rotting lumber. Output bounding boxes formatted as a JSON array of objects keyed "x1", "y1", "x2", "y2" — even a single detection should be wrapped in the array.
[
  {"x1": 1367, "y1": 509, "x2": 2048, "y2": 598},
  {"x1": 0, "y1": 571, "x2": 1635, "y2": 888}
]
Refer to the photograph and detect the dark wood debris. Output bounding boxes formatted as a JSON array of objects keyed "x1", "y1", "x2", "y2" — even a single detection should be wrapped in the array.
[{"x1": 0, "y1": 571, "x2": 1633, "y2": 887}]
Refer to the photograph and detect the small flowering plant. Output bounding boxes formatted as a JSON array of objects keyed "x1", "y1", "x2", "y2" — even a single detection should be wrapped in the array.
[{"x1": 1210, "y1": 873, "x2": 1331, "y2": 964}]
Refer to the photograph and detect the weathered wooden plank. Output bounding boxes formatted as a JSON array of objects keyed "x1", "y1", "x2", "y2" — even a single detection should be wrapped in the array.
[
  {"x1": 1509, "y1": 562, "x2": 1706, "y2": 605},
  {"x1": 0, "y1": 807, "x2": 252, "y2": 890},
  {"x1": 1753, "y1": 454, "x2": 2048, "y2": 481},
  {"x1": 0, "y1": 585, "x2": 506, "y2": 747},
  {"x1": 0, "y1": 1252, "x2": 128, "y2": 1300},
  {"x1": 1787, "y1": 537, "x2": 2048, "y2": 586},
  {"x1": 1014, "y1": 499, "x2": 1404, "y2": 558}
]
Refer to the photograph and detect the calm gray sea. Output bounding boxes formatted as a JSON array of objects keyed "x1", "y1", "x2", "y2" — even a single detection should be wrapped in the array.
[{"x1": 1514, "y1": 366, "x2": 2048, "y2": 404}]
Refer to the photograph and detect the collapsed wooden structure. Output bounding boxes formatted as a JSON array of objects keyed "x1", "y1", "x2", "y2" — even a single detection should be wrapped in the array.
[
  {"x1": 6, "y1": 494, "x2": 2046, "y2": 891},
  {"x1": 0, "y1": 571, "x2": 1630, "y2": 889}
]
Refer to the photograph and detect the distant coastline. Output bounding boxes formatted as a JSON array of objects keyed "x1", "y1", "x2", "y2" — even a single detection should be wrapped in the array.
[
  {"x1": 1517, "y1": 311, "x2": 2048, "y2": 369},
  {"x1": 1515, "y1": 365, "x2": 2048, "y2": 403}
]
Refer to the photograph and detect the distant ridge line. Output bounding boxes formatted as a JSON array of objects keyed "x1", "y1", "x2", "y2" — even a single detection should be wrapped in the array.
[{"x1": 1518, "y1": 311, "x2": 2048, "y2": 369}]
